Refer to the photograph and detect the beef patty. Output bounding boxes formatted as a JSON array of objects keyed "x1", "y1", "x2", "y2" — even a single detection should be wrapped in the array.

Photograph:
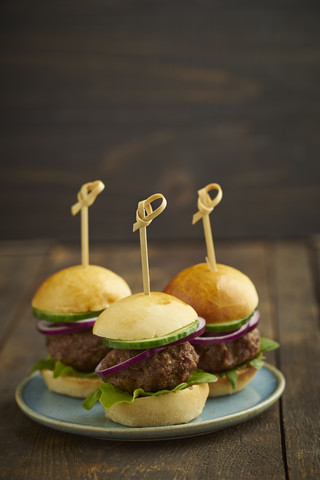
[
  {"x1": 99, "y1": 342, "x2": 199, "y2": 393},
  {"x1": 194, "y1": 328, "x2": 261, "y2": 372},
  {"x1": 46, "y1": 329, "x2": 110, "y2": 372}
]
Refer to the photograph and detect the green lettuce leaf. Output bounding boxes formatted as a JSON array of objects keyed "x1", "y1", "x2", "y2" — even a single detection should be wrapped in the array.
[
  {"x1": 260, "y1": 337, "x2": 280, "y2": 352},
  {"x1": 30, "y1": 355, "x2": 98, "y2": 379},
  {"x1": 82, "y1": 388, "x2": 103, "y2": 410},
  {"x1": 82, "y1": 369, "x2": 217, "y2": 411},
  {"x1": 249, "y1": 357, "x2": 265, "y2": 370},
  {"x1": 29, "y1": 355, "x2": 56, "y2": 374},
  {"x1": 218, "y1": 336, "x2": 279, "y2": 390},
  {"x1": 187, "y1": 369, "x2": 218, "y2": 385},
  {"x1": 224, "y1": 369, "x2": 238, "y2": 390}
]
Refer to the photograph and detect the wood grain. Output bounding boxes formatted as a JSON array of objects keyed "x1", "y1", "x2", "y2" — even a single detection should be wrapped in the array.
[
  {"x1": 0, "y1": 0, "x2": 319, "y2": 242},
  {"x1": 0, "y1": 239, "x2": 298, "y2": 480},
  {"x1": 271, "y1": 241, "x2": 320, "y2": 479}
]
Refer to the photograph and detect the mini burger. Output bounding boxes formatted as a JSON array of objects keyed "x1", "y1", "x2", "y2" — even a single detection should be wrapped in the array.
[
  {"x1": 82, "y1": 292, "x2": 216, "y2": 427},
  {"x1": 30, "y1": 264, "x2": 131, "y2": 398},
  {"x1": 163, "y1": 262, "x2": 279, "y2": 397}
]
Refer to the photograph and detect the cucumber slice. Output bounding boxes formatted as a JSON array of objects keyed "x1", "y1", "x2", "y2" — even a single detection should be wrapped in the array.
[
  {"x1": 102, "y1": 319, "x2": 199, "y2": 349},
  {"x1": 32, "y1": 307, "x2": 103, "y2": 323},
  {"x1": 205, "y1": 311, "x2": 256, "y2": 333}
]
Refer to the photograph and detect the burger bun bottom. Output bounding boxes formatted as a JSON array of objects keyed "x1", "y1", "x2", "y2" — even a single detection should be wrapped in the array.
[
  {"x1": 40, "y1": 369, "x2": 102, "y2": 398},
  {"x1": 104, "y1": 383, "x2": 209, "y2": 427},
  {"x1": 208, "y1": 366, "x2": 257, "y2": 397}
]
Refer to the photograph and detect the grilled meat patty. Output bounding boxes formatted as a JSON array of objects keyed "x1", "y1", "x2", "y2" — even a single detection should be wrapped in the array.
[
  {"x1": 46, "y1": 329, "x2": 110, "y2": 372},
  {"x1": 99, "y1": 342, "x2": 199, "y2": 393},
  {"x1": 194, "y1": 328, "x2": 261, "y2": 372}
]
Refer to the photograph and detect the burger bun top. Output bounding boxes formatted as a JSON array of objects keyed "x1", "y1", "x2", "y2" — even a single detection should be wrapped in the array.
[
  {"x1": 32, "y1": 264, "x2": 131, "y2": 314},
  {"x1": 93, "y1": 291, "x2": 198, "y2": 340},
  {"x1": 163, "y1": 263, "x2": 258, "y2": 324}
]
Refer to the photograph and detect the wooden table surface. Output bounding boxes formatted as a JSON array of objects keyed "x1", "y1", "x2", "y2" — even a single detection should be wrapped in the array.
[{"x1": 0, "y1": 237, "x2": 319, "y2": 479}]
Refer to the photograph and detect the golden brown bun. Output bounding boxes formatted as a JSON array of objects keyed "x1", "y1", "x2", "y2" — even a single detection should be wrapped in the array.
[
  {"x1": 32, "y1": 265, "x2": 131, "y2": 314},
  {"x1": 104, "y1": 383, "x2": 209, "y2": 427},
  {"x1": 208, "y1": 366, "x2": 257, "y2": 397},
  {"x1": 93, "y1": 291, "x2": 198, "y2": 340},
  {"x1": 163, "y1": 263, "x2": 258, "y2": 324},
  {"x1": 40, "y1": 370, "x2": 102, "y2": 398}
]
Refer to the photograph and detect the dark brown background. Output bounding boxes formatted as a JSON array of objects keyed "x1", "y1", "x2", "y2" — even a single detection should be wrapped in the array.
[{"x1": 0, "y1": 0, "x2": 319, "y2": 244}]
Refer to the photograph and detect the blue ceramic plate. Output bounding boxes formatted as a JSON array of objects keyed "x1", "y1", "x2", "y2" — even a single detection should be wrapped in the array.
[{"x1": 15, "y1": 363, "x2": 285, "y2": 441}]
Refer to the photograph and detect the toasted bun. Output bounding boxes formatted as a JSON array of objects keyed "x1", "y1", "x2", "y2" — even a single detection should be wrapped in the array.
[
  {"x1": 104, "y1": 383, "x2": 209, "y2": 427},
  {"x1": 40, "y1": 370, "x2": 102, "y2": 398},
  {"x1": 93, "y1": 291, "x2": 198, "y2": 340},
  {"x1": 208, "y1": 366, "x2": 257, "y2": 397},
  {"x1": 32, "y1": 265, "x2": 131, "y2": 314},
  {"x1": 163, "y1": 263, "x2": 258, "y2": 324}
]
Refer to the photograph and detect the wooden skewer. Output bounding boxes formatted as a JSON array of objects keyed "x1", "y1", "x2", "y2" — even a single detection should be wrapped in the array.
[
  {"x1": 192, "y1": 183, "x2": 223, "y2": 271},
  {"x1": 133, "y1": 193, "x2": 167, "y2": 295},
  {"x1": 71, "y1": 180, "x2": 105, "y2": 267},
  {"x1": 81, "y1": 205, "x2": 89, "y2": 268}
]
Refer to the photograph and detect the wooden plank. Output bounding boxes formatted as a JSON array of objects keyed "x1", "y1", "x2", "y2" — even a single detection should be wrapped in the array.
[
  {"x1": 272, "y1": 240, "x2": 320, "y2": 479},
  {"x1": 310, "y1": 235, "x2": 320, "y2": 310},
  {"x1": 0, "y1": 241, "x2": 52, "y2": 341},
  {"x1": 0, "y1": 1, "x2": 319, "y2": 243},
  {"x1": 0, "y1": 241, "x2": 286, "y2": 480}
]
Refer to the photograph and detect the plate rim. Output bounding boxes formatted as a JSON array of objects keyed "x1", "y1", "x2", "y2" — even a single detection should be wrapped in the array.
[{"x1": 15, "y1": 363, "x2": 285, "y2": 441}]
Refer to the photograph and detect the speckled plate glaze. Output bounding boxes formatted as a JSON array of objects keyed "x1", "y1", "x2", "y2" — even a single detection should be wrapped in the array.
[{"x1": 15, "y1": 363, "x2": 285, "y2": 441}]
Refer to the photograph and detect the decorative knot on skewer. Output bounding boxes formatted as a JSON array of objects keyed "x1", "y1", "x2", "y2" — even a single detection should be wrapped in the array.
[
  {"x1": 71, "y1": 180, "x2": 105, "y2": 216},
  {"x1": 192, "y1": 183, "x2": 223, "y2": 225},
  {"x1": 133, "y1": 193, "x2": 167, "y2": 295},
  {"x1": 133, "y1": 193, "x2": 167, "y2": 232}
]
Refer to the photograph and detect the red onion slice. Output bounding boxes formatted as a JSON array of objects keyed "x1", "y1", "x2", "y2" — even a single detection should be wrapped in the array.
[
  {"x1": 191, "y1": 310, "x2": 260, "y2": 344},
  {"x1": 95, "y1": 317, "x2": 206, "y2": 378},
  {"x1": 36, "y1": 317, "x2": 97, "y2": 335}
]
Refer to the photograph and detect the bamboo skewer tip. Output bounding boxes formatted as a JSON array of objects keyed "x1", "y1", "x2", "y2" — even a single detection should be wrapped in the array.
[
  {"x1": 71, "y1": 180, "x2": 105, "y2": 268},
  {"x1": 133, "y1": 193, "x2": 167, "y2": 295},
  {"x1": 192, "y1": 183, "x2": 223, "y2": 271}
]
